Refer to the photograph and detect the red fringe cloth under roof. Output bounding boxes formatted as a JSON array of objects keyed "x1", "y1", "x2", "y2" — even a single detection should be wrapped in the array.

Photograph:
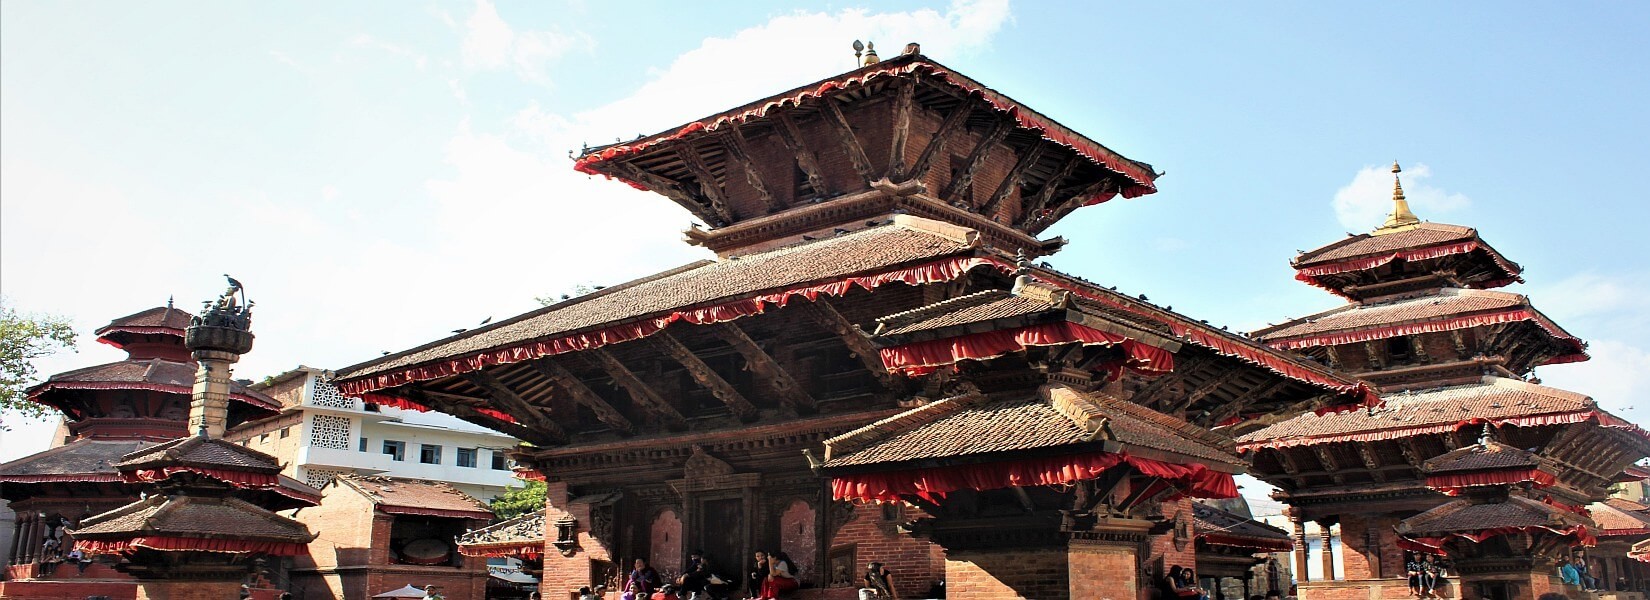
[
  {"x1": 0, "y1": 473, "x2": 123, "y2": 484},
  {"x1": 1264, "y1": 307, "x2": 1587, "y2": 366},
  {"x1": 574, "y1": 60, "x2": 1157, "y2": 201},
  {"x1": 1397, "y1": 524, "x2": 1595, "y2": 554},
  {"x1": 1296, "y1": 241, "x2": 1523, "y2": 298},
  {"x1": 1197, "y1": 533, "x2": 1294, "y2": 553},
  {"x1": 123, "y1": 466, "x2": 320, "y2": 506},
  {"x1": 76, "y1": 536, "x2": 308, "y2": 556},
  {"x1": 1426, "y1": 469, "x2": 1556, "y2": 496},
  {"x1": 878, "y1": 321, "x2": 1174, "y2": 377},
  {"x1": 338, "y1": 256, "x2": 1014, "y2": 398},
  {"x1": 28, "y1": 380, "x2": 278, "y2": 411},
  {"x1": 830, "y1": 450, "x2": 1236, "y2": 504},
  {"x1": 1237, "y1": 410, "x2": 1650, "y2": 451},
  {"x1": 459, "y1": 543, "x2": 544, "y2": 559}
]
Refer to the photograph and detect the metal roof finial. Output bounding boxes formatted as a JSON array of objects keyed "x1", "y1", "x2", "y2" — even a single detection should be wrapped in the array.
[
  {"x1": 863, "y1": 41, "x2": 879, "y2": 66},
  {"x1": 1376, "y1": 161, "x2": 1421, "y2": 232}
]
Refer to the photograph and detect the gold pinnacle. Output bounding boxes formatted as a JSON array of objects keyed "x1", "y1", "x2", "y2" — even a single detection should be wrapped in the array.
[{"x1": 1376, "y1": 160, "x2": 1420, "y2": 232}]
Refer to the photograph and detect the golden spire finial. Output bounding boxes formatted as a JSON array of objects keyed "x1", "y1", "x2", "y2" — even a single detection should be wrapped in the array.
[
  {"x1": 1376, "y1": 160, "x2": 1421, "y2": 232},
  {"x1": 863, "y1": 41, "x2": 879, "y2": 66}
]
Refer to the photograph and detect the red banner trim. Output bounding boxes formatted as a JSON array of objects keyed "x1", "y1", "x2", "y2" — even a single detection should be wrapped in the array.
[
  {"x1": 877, "y1": 321, "x2": 1174, "y2": 376},
  {"x1": 28, "y1": 381, "x2": 278, "y2": 411},
  {"x1": 337, "y1": 256, "x2": 1011, "y2": 397},
  {"x1": 457, "y1": 542, "x2": 545, "y2": 558},
  {"x1": 1265, "y1": 308, "x2": 1587, "y2": 365},
  {"x1": 574, "y1": 61, "x2": 1156, "y2": 200},
  {"x1": 1398, "y1": 524, "x2": 1595, "y2": 553},
  {"x1": 1197, "y1": 533, "x2": 1293, "y2": 552},
  {"x1": 77, "y1": 536, "x2": 309, "y2": 556},
  {"x1": 1426, "y1": 469, "x2": 1556, "y2": 494},
  {"x1": 830, "y1": 451, "x2": 1236, "y2": 503},
  {"x1": 1237, "y1": 410, "x2": 1650, "y2": 451},
  {"x1": 378, "y1": 506, "x2": 494, "y2": 520},
  {"x1": 0, "y1": 473, "x2": 123, "y2": 484},
  {"x1": 1296, "y1": 241, "x2": 1523, "y2": 298}
]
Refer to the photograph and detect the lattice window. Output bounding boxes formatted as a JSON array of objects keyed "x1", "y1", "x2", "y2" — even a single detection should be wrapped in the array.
[
  {"x1": 311, "y1": 380, "x2": 356, "y2": 409},
  {"x1": 309, "y1": 414, "x2": 353, "y2": 449},
  {"x1": 304, "y1": 468, "x2": 344, "y2": 489}
]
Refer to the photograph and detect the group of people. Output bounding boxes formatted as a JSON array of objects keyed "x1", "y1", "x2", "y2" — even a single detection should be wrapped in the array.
[
  {"x1": 1404, "y1": 553, "x2": 1449, "y2": 597},
  {"x1": 604, "y1": 550, "x2": 803, "y2": 600},
  {"x1": 1558, "y1": 555, "x2": 1602, "y2": 591},
  {"x1": 1161, "y1": 565, "x2": 1209, "y2": 600}
]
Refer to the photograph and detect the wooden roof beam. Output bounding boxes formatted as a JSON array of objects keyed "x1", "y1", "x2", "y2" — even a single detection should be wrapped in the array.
[
  {"x1": 980, "y1": 141, "x2": 1046, "y2": 218},
  {"x1": 709, "y1": 322, "x2": 816, "y2": 414},
  {"x1": 460, "y1": 371, "x2": 568, "y2": 443},
  {"x1": 908, "y1": 101, "x2": 971, "y2": 183},
  {"x1": 590, "y1": 349, "x2": 688, "y2": 431},
  {"x1": 941, "y1": 116, "x2": 1014, "y2": 208},
  {"x1": 802, "y1": 299, "x2": 901, "y2": 390},
  {"x1": 721, "y1": 125, "x2": 780, "y2": 214},
  {"x1": 820, "y1": 97, "x2": 877, "y2": 186},
  {"x1": 674, "y1": 143, "x2": 734, "y2": 225},
  {"x1": 885, "y1": 78, "x2": 915, "y2": 181},
  {"x1": 1030, "y1": 178, "x2": 1118, "y2": 233},
  {"x1": 402, "y1": 387, "x2": 559, "y2": 446},
  {"x1": 1015, "y1": 155, "x2": 1082, "y2": 222},
  {"x1": 774, "y1": 112, "x2": 829, "y2": 199},
  {"x1": 1167, "y1": 368, "x2": 1245, "y2": 414},
  {"x1": 653, "y1": 331, "x2": 760, "y2": 422},
  {"x1": 608, "y1": 161, "x2": 724, "y2": 226},
  {"x1": 1207, "y1": 378, "x2": 1292, "y2": 426},
  {"x1": 525, "y1": 359, "x2": 636, "y2": 437}
]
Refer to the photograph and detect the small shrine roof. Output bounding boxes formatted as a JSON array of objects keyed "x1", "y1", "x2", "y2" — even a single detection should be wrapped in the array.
[
  {"x1": 457, "y1": 508, "x2": 546, "y2": 556},
  {"x1": 1296, "y1": 223, "x2": 1479, "y2": 266},
  {"x1": 334, "y1": 217, "x2": 981, "y2": 393},
  {"x1": 115, "y1": 435, "x2": 283, "y2": 474},
  {"x1": 28, "y1": 358, "x2": 279, "y2": 411},
  {"x1": 1252, "y1": 289, "x2": 1585, "y2": 363},
  {"x1": 1590, "y1": 499, "x2": 1650, "y2": 536},
  {"x1": 1397, "y1": 495, "x2": 1589, "y2": 537},
  {"x1": 0, "y1": 438, "x2": 152, "y2": 484},
  {"x1": 1422, "y1": 439, "x2": 1542, "y2": 475},
  {"x1": 1236, "y1": 376, "x2": 1641, "y2": 450},
  {"x1": 96, "y1": 305, "x2": 193, "y2": 339},
  {"x1": 822, "y1": 384, "x2": 1243, "y2": 470},
  {"x1": 1192, "y1": 501, "x2": 1293, "y2": 551},
  {"x1": 336, "y1": 475, "x2": 493, "y2": 520},
  {"x1": 71, "y1": 494, "x2": 314, "y2": 544}
]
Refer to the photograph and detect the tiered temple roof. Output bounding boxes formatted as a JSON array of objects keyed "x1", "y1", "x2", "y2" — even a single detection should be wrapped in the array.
[
  {"x1": 1192, "y1": 502, "x2": 1292, "y2": 553},
  {"x1": 332, "y1": 475, "x2": 494, "y2": 520}
]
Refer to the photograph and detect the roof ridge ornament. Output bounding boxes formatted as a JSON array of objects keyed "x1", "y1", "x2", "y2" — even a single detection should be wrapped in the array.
[{"x1": 1375, "y1": 161, "x2": 1421, "y2": 234}]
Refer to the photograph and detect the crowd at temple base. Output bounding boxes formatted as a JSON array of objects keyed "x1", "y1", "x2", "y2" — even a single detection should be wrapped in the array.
[{"x1": 5, "y1": 43, "x2": 1650, "y2": 600}]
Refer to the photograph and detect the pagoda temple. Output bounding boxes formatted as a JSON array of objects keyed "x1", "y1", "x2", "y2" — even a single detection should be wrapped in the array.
[
  {"x1": 0, "y1": 304, "x2": 284, "y2": 600},
  {"x1": 333, "y1": 47, "x2": 1374, "y2": 599},
  {"x1": 66, "y1": 282, "x2": 320, "y2": 600},
  {"x1": 1238, "y1": 165, "x2": 1650, "y2": 600}
]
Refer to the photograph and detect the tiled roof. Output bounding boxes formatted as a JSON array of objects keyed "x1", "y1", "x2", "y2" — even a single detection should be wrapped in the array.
[
  {"x1": 0, "y1": 439, "x2": 152, "y2": 481},
  {"x1": 1590, "y1": 500, "x2": 1650, "y2": 535},
  {"x1": 29, "y1": 358, "x2": 278, "y2": 409},
  {"x1": 875, "y1": 290, "x2": 1060, "y2": 336},
  {"x1": 96, "y1": 306, "x2": 193, "y2": 336},
  {"x1": 1236, "y1": 377, "x2": 1596, "y2": 447},
  {"x1": 1296, "y1": 223, "x2": 1476, "y2": 266},
  {"x1": 1606, "y1": 498, "x2": 1650, "y2": 513},
  {"x1": 458, "y1": 509, "x2": 546, "y2": 548},
  {"x1": 1398, "y1": 496, "x2": 1590, "y2": 537},
  {"x1": 823, "y1": 384, "x2": 1242, "y2": 469},
  {"x1": 337, "y1": 475, "x2": 493, "y2": 519},
  {"x1": 1423, "y1": 439, "x2": 1542, "y2": 474},
  {"x1": 336, "y1": 221, "x2": 978, "y2": 381},
  {"x1": 1192, "y1": 501, "x2": 1292, "y2": 545},
  {"x1": 1254, "y1": 289, "x2": 1530, "y2": 340},
  {"x1": 115, "y1": 436, "x2": 282, "y2": 473},
  {"x1": 71, "y1": 494, "x2": 313, "y2": 543}
]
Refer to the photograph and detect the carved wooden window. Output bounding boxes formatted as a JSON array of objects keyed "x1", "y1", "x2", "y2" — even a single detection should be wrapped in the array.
[{"x1": 309, "y1": 414, "x2": 352, "y2": 450}]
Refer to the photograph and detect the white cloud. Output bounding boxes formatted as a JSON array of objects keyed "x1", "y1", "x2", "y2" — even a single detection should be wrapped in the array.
[
  {"x1": 351, "y1": 33, "x2": 429, "y2": 70},
  {"x1": 1331, "y1": 163, "x2": 1471, "y2": 231},
  {"x1": 459, "y1": 0, "x2": 590, "y2": 84},
  {"x1": 1540, "y1": 340, "x2": 1650, "y2": 420}
]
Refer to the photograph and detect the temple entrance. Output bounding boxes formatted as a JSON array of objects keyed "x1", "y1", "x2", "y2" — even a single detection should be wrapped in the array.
[{"x1": 699, "y1": 497, "x2": 745, "y2": 582}]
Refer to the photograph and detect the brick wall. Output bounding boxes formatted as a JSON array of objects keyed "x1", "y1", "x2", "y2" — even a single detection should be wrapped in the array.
[
  {"x1": 134, "y1": 579, "x2": 243, "y2": 600},
  {"x1": 946, "y1": 546, "x2": 1069, "y2": 600},
  {"x1": 1071, "y1": 540, "x2": 1140, "y2": 600},
  {"x1": 826, "y1": 503, "x2": 945, "y2": 591},
  {"x1": 540, "y1": 481, "x2": 615, "y2": 596}
]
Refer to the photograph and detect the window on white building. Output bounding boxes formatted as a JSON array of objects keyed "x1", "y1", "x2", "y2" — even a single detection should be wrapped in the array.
[
  {"x1": 456, "y1": 448, "x2": 478, "y2": 468},
  {"x1": 359, "y1": 437, "x2": 368, "y2": 452},
  {"x1": 420, "y1": 444, "x2": 442, "y2": 465},
  {"x1": 310, "y1": 414, "x2": 353, "y2": 450},
  {"x1": 491, "y1": 450, "x2": 509, "y2": 471},
  {"x1": 383, "y1": 440, "x2": 406, "y2": 461}
]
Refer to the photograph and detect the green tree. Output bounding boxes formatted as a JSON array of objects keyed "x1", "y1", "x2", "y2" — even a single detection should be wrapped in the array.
[
  {"x1": 0, "y1": 298, "x2": 78, "y2": 427},
  {"x1": 489, "y1": 479, "x2": 547, "y2": 521}
]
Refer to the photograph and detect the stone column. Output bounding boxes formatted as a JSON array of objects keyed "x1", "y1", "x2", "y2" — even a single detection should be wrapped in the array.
[
  {"x1": 1319, "y1": 522, "x2": 1336, "y2": 581},
  {"x1": 8, "y1": 517, "x2": 24, "y2": 564},
  {"x1": 1289, "y1": 513, "x2": 1310, "y2": 583},
  {"x1": 189, "y1": 349, "x2": 239, "y2": 438},
  {"x1": 21, "y1": 514, "x2": 37, "y2": 563}
]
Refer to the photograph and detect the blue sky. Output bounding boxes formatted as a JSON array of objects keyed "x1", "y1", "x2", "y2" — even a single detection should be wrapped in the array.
[{"x1": 3, "y1": 1, "x2": 1647, "y2": 477}]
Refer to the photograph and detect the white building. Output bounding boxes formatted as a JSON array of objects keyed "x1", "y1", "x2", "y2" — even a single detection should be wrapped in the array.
[{"x1": 230, "y1": 367, "x2": 522, "y2": 503}]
